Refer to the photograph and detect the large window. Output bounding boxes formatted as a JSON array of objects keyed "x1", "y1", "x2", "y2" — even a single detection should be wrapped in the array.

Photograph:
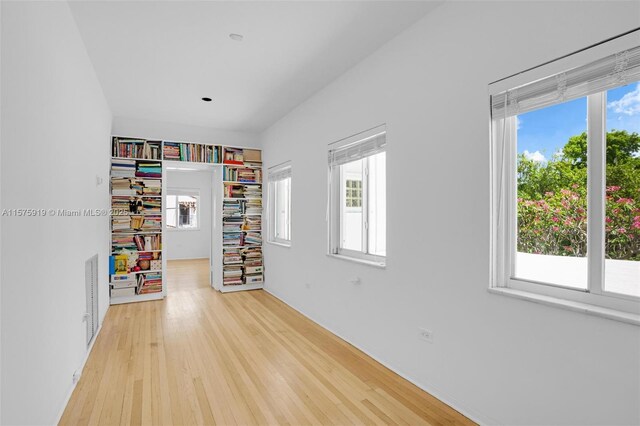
[
  {"x1": 268, "y1": 162, "x2": 292, "y2": 245},
  {"x1": 329, "y1": 125, "x2": 386, "y2": 265},
  {"x1": 490, "y1": 37, "x2": 640, "y2": 320},
  {"x1": 166, "y1": 190, "x2": 199, "y2": 230}
]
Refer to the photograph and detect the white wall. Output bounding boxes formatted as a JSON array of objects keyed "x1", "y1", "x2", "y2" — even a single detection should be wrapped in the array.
[
  {"x1": 0, "y1": 2, "x2": 112, "y2": 425},
  {"x1": 166, "y1": 170, "x2": 212, "y2": 260},
  {"x1": 112, "y1": 116, "x2": 260, "y2": 149},
  {"x1": 261, "y1": 2, "x2": 640, "y2": 425}
]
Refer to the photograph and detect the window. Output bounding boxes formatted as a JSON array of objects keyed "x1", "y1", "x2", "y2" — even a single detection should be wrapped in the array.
[
  {"x1": 166, "y1": 190, "x2": 199, "y2": 230},
  {"x1": 490, "y1": 35, "x2": 640, "y2": 320},
  {"x1": 329, "y1": 125, "x2": 386, "y2": 265},
  {"x1": 267, "y1": 162, "x2": 292, "y2": 245}
]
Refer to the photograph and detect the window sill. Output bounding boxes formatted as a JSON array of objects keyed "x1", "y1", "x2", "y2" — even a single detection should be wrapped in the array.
[
  {"x1": 267, "y1": 240, "x2": 291, "y2": 248},
  {"x1": 326, "y1": 253, "x2": 386, "y2": 269},
  {"x1": 488, "y1": 287, "x2": 640, "y2": 326},
  {"x1": 166, "y1": 227, "x2": 201, "y2": 232}
]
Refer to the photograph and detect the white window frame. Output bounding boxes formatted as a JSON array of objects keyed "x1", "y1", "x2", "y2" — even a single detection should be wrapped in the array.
[
  {"x1": 267, "y1": 161, "x2": 292, "y2": 247},
  {"x1": 166, "y1": 188, "x2": 200, "y2": 231},
  {"x1": 328, "y1": 125, "x2": 386, "y2": 267},
  {"x1": 489, "y1": 32, "x2": 640, "y2": 324}
]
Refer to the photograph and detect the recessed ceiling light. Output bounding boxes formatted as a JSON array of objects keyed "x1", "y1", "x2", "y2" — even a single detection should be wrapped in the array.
[
  {"x1": 201, "y1": 97, "x2": 212, "y2": 102},
  {"x1": 229, "y1": 33, "x2": 244, "y2": 42}
]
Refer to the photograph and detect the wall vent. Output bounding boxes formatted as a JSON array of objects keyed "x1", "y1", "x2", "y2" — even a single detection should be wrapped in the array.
[{"x1": 85, "y1": 254, "x2": 99, "y2": 346}]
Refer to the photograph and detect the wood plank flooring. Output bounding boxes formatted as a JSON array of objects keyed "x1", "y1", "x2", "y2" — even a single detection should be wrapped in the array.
[{"x1": 60, "y1": 259, "x2": 474, "y2": 426}]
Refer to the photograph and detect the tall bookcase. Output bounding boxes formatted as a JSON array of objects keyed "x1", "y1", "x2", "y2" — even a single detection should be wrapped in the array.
[
  {"x1": 110, "y1": 137, "x2": 165, "y2": 304},
  {"x1": 221, "y1": 147, "x2": 264, "y2": 292},
  {"x1": 109, "y1": 137, "x2": 263, "y2": 304}
]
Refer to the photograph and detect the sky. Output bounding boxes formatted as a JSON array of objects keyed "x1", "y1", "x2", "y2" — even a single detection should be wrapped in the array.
[{"x1": 517, "y1": 82, "x2": 640, "y2": 162}]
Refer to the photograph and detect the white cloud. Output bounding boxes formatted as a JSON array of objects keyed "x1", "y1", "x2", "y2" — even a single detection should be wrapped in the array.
[
  {"x1": 607, "y1": 83, "x2": 640, "y2": 116},
  {"x1": 523, "y1": 150, "x2": 546, "y2": 163},
  {"x1": 516, "y1": 117, "x2": 523, "y2": 130}
]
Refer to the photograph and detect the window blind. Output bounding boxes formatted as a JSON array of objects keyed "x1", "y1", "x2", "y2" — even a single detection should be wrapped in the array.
[
  {"x1": 328, "y1": 131, "x2": 386, "y2": 167},
  {"x1": 268, "y1": 162, "x2": 292, "y2": 181},
  {"x1": 491, "y1": 44, "x2": 640, "y2": 118}
]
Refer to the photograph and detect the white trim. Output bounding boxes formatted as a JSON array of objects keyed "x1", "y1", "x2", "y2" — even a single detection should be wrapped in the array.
[
  {"x1": 266, "y1": 240, "x2": 291, "y2": 248},
  {"x1": 489, "y1": 287, "x2": 640, "y2": 326},
  {"x1": 263, "y1": 287, "x2": 495, "y2": 425},
  {"x1": 587, "y1": 92, "x2": 606, "y2": 296},
  {"x1": 53, "y1": 321, "x2": 105, "y2": 425},
  {"x1": 326, "y1": 253, "x2": 386, "y2": 269}
]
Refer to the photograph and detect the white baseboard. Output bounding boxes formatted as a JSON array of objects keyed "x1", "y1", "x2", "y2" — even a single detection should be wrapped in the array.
[
  {"x1": 263, "y1": 287, "x2": 499, "y2": 426},
  {"x1": 53, "y1": 319, "x2": 106, "y2": 425}
]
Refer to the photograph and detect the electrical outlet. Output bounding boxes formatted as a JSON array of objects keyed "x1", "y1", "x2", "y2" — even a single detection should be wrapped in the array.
[
  {"x1": 419, "y1": 327, "x2": 434, "y2": 343},
  {"x1": 350, "y1": 277, "x2": 362, "y2": 285},
  {"x1": 72, "y1": 370, "x2": 81, "y2": 384}
]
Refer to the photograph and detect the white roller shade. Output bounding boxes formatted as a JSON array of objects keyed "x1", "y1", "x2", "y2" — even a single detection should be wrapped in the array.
[
  {"x1": 328, "y1": 128, "x2": 386, "y2": 167},
  {"x1": 491, "y1": 44, "x2": 640, "y2": 118},
  {"x1": 268, "y1": 162, "x2": 291, "y2": 181}
]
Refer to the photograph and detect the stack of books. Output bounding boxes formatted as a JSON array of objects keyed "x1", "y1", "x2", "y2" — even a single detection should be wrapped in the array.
[
  {"x1": 130, "y1": 216, "x2": 162, "y2": 231},
  {"x1": 163, "y1": 142, "x2": 181, "y2": 160},
  {"x1": 111, "y1": 178, "x2": 136, "y2": 195},
  {"x1": 241, "y1": 247, "x2": 263, "y2": 282},
  {"x1": 244, "y1": 232, "x2": 262, "y2": 246},
  {"x1": 238, "y1": 168, "x2": 261, "y2": 183},
  {"x1": 112, "y1": 216, "x2": 130, "y2": 232},
  {"x1": 112, "y1": 235, "x2": 138, "y2": 252},
  {"x1": 223, "y1": 265, "x2": 243, "y2": 285},
  {"x1": 111, "y1": 159, "x2": 136, "y2": 177},
  {"x1": 130, "y1": 179, "x2": 161, "y2": 196},
  {"x1": 243, "y1": 184, "x2": 262, "y2": 199},
  {"x1": 223, "y1": 249, "x2": 243, "y2": 265},
  {"x1": 223, "y1": 200, "x2": 242, "y2": 216},
  {"x1": 137, "y1": 272, "x2": 162, "y2": 294},
  {"x1": 223, "y1": 233, "x2": 242, "y2": 246},
  {"x1": 243, "y1": 216, "x2": 261, "y2": 231},
  {"x1": 142, "y1": 199, "x2": 161, "y2": 213},
  {"x1": 136, "y1": 161, "x2": 161, "y2": 178},
  {"x1": 223, "y1": 217, "x2": 243, "y2": 232},
  {"x1": 111, "y1": 196, "x2": 133, "y2": 212},
  {"x1": 245, "y1": 199, "x2": 262, "y2": 215}
]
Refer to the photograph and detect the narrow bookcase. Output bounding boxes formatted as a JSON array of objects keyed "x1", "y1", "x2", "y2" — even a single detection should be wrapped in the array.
[
  {"x1": 220, "y1": 147, "x2": 264, "y2": 292},
  {"x1": 109, "y1": 136, "x2": 263, "y2": 303},
  {"x1": 110, "y1": 138, "x2": 165, "y2": 304}
]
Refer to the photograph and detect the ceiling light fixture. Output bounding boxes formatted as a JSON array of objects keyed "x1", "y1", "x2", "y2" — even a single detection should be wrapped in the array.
[
  {"x1": 201, "y1": 97, "x2": 212, "y2": 102},
  {"x1": 229, "y1": 33, "x2": 244, "y2": 42}
]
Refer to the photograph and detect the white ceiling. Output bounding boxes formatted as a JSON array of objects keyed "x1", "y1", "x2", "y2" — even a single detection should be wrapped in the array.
[{"x1": 69, "y1": 1, "x2": 440, "y2": 133}]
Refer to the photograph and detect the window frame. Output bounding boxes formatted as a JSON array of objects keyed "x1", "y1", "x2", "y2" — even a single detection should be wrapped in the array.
[
  {"x1": 267, "y1": 162, "x2": 292, "y2": 247},
  {"x1": 166, "y1": 188, "x2": 200, "y2": 231},
  {"x1": 328, "y1": 126, "x2": 386, "y2": 267},
  {"x1": 489, "y1": 35, "x2": 640, "y2": 322}
]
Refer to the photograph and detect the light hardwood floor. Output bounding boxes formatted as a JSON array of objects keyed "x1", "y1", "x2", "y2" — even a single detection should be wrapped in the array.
[{"x1": 60, "y1": 259, "x2": 474, "y2": 426}]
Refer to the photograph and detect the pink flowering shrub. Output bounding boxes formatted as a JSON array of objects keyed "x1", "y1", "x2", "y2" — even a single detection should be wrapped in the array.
[{"x1": 517, "y1": 185, "x2": 640, "y2": 260}]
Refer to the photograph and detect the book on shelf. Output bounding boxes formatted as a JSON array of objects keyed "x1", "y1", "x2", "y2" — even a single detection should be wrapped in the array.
[
  {"x1": 112, "y1": 159, "x2": 137, "y2": 178},
  {"x1": 137, "y1": 272, "x2": 163, "y2": 294},
  {"x1": 112, "y1": 234, "x2": 161, "y2": 252},
  {"x1": 112, "y1": 215, "x2": 162, "y2": 232},
  {"x1": 111, "y1": 287, "x2": 136, "y2": 297},
  {"x1": 111, "y1": 196, "x2": 161, "y2": 214},
  {"x1": 136, "y1": 161, "x2": 162, "y2": 178},
  {"x1": 223, "y1": 249, "x2": 243, "y2": 265},
  {"x1": 242, "y1": 216, "x2": 261, "y2": 230},
  {"x1": 223, "y1": 147, "x2": 244, "y2": 165},
  {"x1": 112, "y1": 178, "x2": 161, "y2": 196},
  {"x1": 244, "y1": 274, "x2": 263, "y2": 284},
  {"x1": 244, "y1": 231, "x2": 262, "y2": 245},
  {"x1": 112, "y1": 137, "x2": 162, "y2": 160},
  {"x1": 164, "y1": 141, "x2": 221, "y2": 163},
  {"x1": 223, "y1": 167, "x2": 262, "y2": 183},
  {"x1": 223, "y1": 199, "x2": 242, "y2": 216}
]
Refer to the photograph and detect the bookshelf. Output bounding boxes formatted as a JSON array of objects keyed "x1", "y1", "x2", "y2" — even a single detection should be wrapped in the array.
[
  {"x1": 109, "y1": 136, "x2": 263, "y2": 301},
  {"x1": 220, "y1": 147, "x2": 264, "y2": 293},
  {"x1": 110, "y1": 137, "x2": 165, "y2": 304}
]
